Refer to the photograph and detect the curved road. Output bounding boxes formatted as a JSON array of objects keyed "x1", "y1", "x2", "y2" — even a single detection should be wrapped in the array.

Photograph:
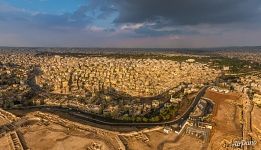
[{"x1": 9, "y1": 86, "x2": 209, "y2": 127}]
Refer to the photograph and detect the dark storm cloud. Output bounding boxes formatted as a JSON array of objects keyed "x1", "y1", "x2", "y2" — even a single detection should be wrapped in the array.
[{"x1": 112, "y1": 0, "x2": 261, "y2": 25}]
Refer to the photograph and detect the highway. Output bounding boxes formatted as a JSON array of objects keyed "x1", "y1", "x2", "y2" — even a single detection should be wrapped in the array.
[{"x1": 7, "y1": 86, "x2": 209, "y2": 127}]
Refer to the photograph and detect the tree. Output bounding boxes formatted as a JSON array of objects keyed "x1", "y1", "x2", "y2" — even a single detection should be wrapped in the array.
[
  {"x1": 142, "y1": 117, "x2": 148, "y2": 122},
  {"x1": 154, "y1": 116, "x2": 160, "y2": 122},
  {"x1": 122, "y1": 115, "x2": 130, "y2": 121},
  {"x1": 136, "y1": 116, "x2": 142, "y2": 122}
]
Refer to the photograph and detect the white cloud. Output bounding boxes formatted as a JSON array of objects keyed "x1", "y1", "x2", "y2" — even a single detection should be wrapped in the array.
[
  {"x1": 120, "y1": 23, "x2": 145, "y2": 30},
  {"x1": 120, "y1": 22, "x2": 157, "y2": 31},
  {"x1": 84, "y1": 25, "x2": 105, "y2": 32}
]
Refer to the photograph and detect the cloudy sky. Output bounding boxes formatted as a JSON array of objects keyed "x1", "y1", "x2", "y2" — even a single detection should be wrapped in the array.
[{"x1": 0, "y1": 0, "x2": 261, "y2": 48}]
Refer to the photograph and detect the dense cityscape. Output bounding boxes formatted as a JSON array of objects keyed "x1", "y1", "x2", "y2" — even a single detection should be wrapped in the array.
[
  {"x1": 0, "y1": 47, "x2": 260, "y2": 150},
  {"x1": 1, "y1": 0, "x2": 261, "y2": 149}
]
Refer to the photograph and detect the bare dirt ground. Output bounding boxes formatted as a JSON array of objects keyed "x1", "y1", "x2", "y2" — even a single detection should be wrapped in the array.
[
  {"x1": 121, "y1": 130, "x2": 177, "y2": 150},
  {"x1": 161, "y1": 135, "x2": 203, "y2": 150},
  {"x1": 21, "y1": 124, "x2": 110, "y2": 150},
  {"x1": 2, "y1": 90, "x2": 258, "y2": 150},
  {"x1": 251, "y1": 105, "x2": 261, "y2": 149},
  {"x1": 11, "y1": 111, "x2": 124, "y2": 150},
  {"x1": 0, "y1": 135, "x2": 12, "y2": 150},
  {"x1": 204, "y1": 90, "x2": 243, "y2": 150},
  {"x1": 0, "y1": 113, "x2": 13, "y2": 150},
  {"x1": 9, "y1": 108, "x2": 205, "y2": 150},
  {"x1": 0, "y1": 115, "x2": 10, "y2": 126},
  {"x1": 121, "y1": 129, "x2": 203, "y2": 150}
]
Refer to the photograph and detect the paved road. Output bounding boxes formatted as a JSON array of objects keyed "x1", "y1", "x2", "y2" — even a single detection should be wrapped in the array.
[
  {"x1": 7, "y1": 86, "x2": 209, "y2": 127},
  {"x1": 24, "y1": 65, "x2": 210, "y2": 127}
]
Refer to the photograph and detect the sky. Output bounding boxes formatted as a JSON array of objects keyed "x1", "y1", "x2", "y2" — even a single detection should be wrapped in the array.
[{"x1": 0, "y1": 0, "x2": 261, "y2": 48}]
